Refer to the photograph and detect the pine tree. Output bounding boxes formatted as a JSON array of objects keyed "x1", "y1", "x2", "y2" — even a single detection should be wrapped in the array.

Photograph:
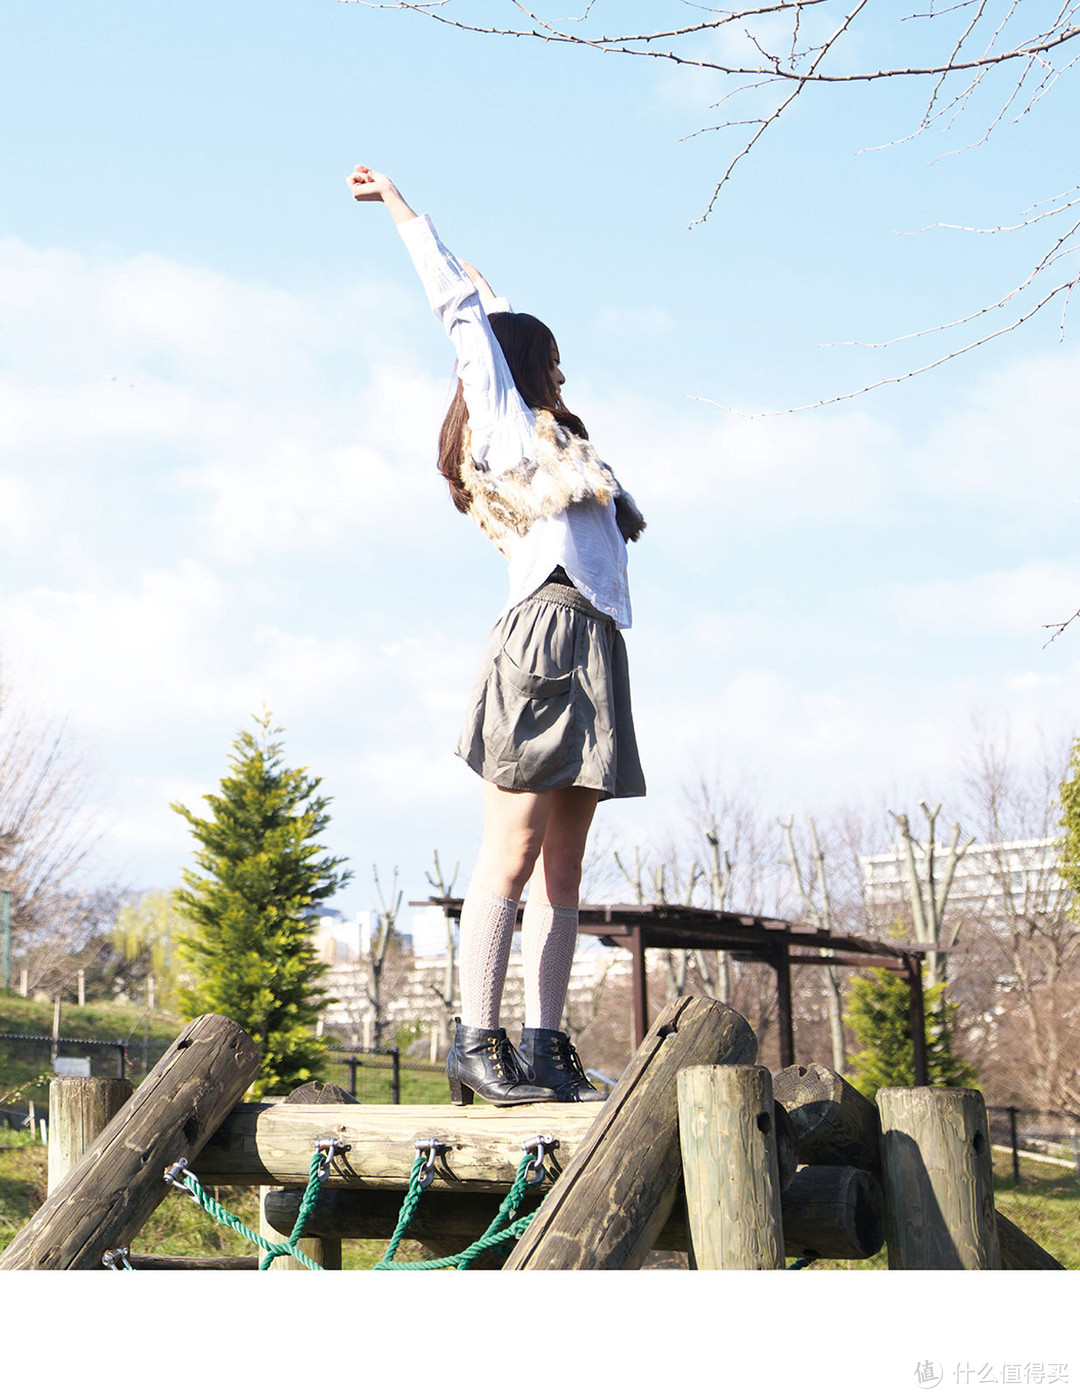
[
  {"x1": 172, "y1": 715, "x2": 350, "y2": 1097},
  {"x1": 843, "y1": 969, "x2": 978, "y2": 1101}
]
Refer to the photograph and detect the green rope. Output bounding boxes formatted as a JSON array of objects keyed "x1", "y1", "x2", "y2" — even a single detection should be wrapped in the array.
[
  {"x1": 167, "y1": 1148, "x2": 328, "y2": 1271},
  {"x1": 375, "y1": 1152, "x2": 540, "y2": 1271}
]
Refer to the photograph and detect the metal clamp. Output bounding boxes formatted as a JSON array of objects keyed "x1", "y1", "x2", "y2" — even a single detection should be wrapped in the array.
[
  {"x1": 414, "y1": 1137, "x2": 446, "y2": 1188},
  {"x1": 163, "y1": 1157, "x2": 195, "y2": 1194},
  {"x1": 102, "y1": 1247, "x2": 132, "y2": 1271},
  {"x1": 522, "y1": 1133, "x2": 558, "y2": 1187},
  {"x1": 313, "y1": 1136, "x2": 349, "y2": 1183}
]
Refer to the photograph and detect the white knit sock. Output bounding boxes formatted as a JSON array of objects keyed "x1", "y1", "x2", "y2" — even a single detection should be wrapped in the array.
[
  {"x1": 458, "y1": 882, "x2": 518, "y2": 1028},
  {"x1": 522, "y1": 897, "x2": 579, "y2": 1030}
]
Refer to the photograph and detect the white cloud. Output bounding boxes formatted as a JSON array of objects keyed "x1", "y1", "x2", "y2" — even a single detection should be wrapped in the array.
[{"x1": 886, "y1": 561, "x2": 1080, "y2": 637}]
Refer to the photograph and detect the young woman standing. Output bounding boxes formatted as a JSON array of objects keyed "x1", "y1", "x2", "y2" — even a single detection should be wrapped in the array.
[{"x1": 349, "y1": 165, "x2": 645, "y2": 1105}]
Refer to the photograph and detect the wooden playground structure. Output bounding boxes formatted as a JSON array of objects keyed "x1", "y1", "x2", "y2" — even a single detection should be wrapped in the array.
[{"x1": 0, "y1": 999, "x2": 1064, "y2": 1271}]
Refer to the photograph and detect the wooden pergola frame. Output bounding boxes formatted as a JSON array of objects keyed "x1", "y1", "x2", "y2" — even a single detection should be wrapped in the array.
[{"x1": 421, "y1": 899, "x2": 932, "y2": 1083}]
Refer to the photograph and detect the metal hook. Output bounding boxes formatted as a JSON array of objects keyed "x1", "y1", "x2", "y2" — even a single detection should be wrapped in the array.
[
  {"x1": 313, "y1": 1136, "x2": 348, "y2": 1183},
  {"x1": 163, "y1": 1158, "x2": 193, "y2": 1192},
  {"x1": 414, "y1": 1137, "x2": 445, "y2": 1188},
  {"x1": 102, "y1": 1247, "x2": 132, "y2": 1271},
  {"x1": 522, "y1": 1133, "x2": 557, "y2": 1187}
]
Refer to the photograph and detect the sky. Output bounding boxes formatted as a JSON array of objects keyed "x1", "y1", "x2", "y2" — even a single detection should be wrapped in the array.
[
  {"x1": 2, "y1": 0, "x2": 1078, "y2": 1354},
  {"x1": 1, "y1": 0, "x2": 1079, "y2": 935}
]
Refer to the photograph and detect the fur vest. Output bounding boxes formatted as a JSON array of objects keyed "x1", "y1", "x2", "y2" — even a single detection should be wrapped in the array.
[{"x1": 460, "y1": 409, "x2": 646, "y2": 553}]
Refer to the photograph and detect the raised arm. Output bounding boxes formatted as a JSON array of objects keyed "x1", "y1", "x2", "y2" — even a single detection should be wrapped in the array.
[
  {"x1": 347, "y1": 164, "x2": 533, "y2": 475},
  {"x1": 347, "y1": 165, "x2": 418, "y2": 226}
]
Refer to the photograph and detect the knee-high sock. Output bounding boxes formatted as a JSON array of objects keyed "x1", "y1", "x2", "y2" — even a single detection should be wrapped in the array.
[
  {"x1": 458, "y1": 882, "x2": 518, "y2": 1029},
  {"x1": 522, "y1": 897, "x2": 579, "y2": 1030}
]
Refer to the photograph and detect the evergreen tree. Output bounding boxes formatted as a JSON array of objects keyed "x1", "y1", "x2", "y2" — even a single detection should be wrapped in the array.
[
  {"x1": 1059, "y1": 737, "x2": 1080, "y2": 916},
  {"x1": 844, "y1": 969, "x2": 978, "y2": 1101},
  {"x1": 172, "y1": 715, "x2": 350, "y2": 1097}
]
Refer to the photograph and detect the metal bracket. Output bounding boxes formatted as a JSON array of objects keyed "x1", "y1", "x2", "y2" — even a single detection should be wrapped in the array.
[
  {"x1": 313, "y1": 1136, "x2": 350, "y2": 1183},
  {"x1": 414, "y1": 1137, "x2": 447, "y2": 1188},
  {"x1": 521, "y1": 1133, "x2": 558, "y2": 1187},
  {"x1": 163, "y1": 1157, "x2": 194, "y2": 1193}
]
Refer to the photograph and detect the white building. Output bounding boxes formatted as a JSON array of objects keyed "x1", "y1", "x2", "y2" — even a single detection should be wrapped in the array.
[{"x1": 861, "y1": 836, "x2": 1068, "y2": 930}]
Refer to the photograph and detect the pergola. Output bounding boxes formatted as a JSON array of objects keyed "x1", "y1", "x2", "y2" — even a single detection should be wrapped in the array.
[{"x1": 423, "y1": 899, "x2": 933, "y2": 1083}]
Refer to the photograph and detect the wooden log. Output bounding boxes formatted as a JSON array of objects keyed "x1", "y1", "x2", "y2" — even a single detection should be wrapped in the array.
[
  {"x1": 678, "y1": 1064, "x2": 785, "y2": 1270},
  {"x1": 258, "y1": 1186, "x2": 342, "y2": 1271},
  {"x1": 127, "y1": 1254, "x2": 258, "y2": 1271},
  {"x1": 0, "y1": 1014, "x2": 260, "y2": 1271},
  {"x1": 995, "y1": 1210, "x2": 1065, "y2": 1271},
  {"x1": 773, "y1": 1102, "x2": 799, "y2": 1193},
  {"x1": 772, "y1": 1063, "x2": 881, "y2": 1173},
  {"x1": 47, "y1": 1078, "x2": 133, "y2": 1195},
  {"x1": 257, "y1": 1081, "x2": 354, "y2": 1271},
  {"x1": 780, "y1": 1165, "x2": 885, "y2": 1260},
  {"x1": 502, "y1": 996, "x2": 758, "y2": 1270},
  {"x1": 193, "y1": 1102, "x2": 600, "y2": 1189},
  {"x1": 878, "y1": 1086, "x2": 1001, "y2": 1270}
]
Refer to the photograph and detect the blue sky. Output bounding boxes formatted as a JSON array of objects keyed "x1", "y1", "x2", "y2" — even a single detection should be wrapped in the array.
[{"x1": 1, "y1": 0, "x2": 1078, "y2": 929}]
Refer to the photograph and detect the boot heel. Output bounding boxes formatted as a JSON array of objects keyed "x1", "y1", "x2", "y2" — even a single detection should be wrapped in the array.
[{"x1": 447, "y1": 1075, "x2": 474, "y2": 1106}]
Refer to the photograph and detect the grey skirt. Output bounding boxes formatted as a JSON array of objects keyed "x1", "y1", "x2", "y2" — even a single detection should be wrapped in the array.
[{"x1": 455, "y1": 579, "x2": 646, "y2": 800}]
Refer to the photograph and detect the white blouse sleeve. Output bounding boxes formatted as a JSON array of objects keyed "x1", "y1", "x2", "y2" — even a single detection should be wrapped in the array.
[{"x1": 397, "y1": 214, "x2": 537, "y2": 476}]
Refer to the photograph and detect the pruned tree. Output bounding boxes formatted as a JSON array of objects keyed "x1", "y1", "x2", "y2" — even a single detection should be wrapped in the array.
[
  {"x1": 358, "y1": 1, "x2": 1080, "y2": 403},
  {"x1": 779, "y1": 813, "x2": 846, "y2": 1072},
  {"x1": 366, "y1": 865, "x2": 404, "y2": 1050},
  {"x1": 880, "y1": 801, "x2": 974, "y2": 986},
  {"x1": 424, "y1": 848, "x2": 459, "y2": 1059}
]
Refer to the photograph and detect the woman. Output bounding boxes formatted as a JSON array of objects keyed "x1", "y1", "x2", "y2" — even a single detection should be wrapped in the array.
[{"x1": 349, "y1": 165, "x2": 645, "y2": 1105}]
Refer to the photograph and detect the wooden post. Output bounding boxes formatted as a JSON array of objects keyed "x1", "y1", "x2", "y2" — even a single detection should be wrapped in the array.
[
  {"x1": 772, "y1": 949, "x2": 795, "y2": 1070},
  {"x1": 503, "y1": 996, "x2": 758, "y2": 1270},
  {"x1": 677, "y1": 1064, "x2": 785, "y2": 1270},
  {"x1": 258, "y1": 1187, "x2": 342, "y2": 1271},
  {"x1": 772, "y1": 1063, "x2": 881, "y2": 1174},
  {"x1": 629, "y1": 926, "x2": 648, "y2": 1047},
  {"x1": 780, "y1": 1165, "x2": 884, "y2": 1260},
  {"x1": 0, "y1": 1014, "x2": 260, "y2": 1270},
  {"x1": 47, "y1": 1078, "x2": 133, "y2": 1195},
  {"x1": 256, "y1": 1081, "x2": 351, "y2": 1271},
  {"x1": 878, "y1": 1086, "x2": 1001, "y2": 1270}
]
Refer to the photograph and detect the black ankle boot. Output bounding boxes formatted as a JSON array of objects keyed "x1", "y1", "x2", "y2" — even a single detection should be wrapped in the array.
[
  {"x1": 446, "y1": 1020, "x2": 558, "y2": 1106},
  {"x1": 517, "y1": 1028, "x2": 607, "y2": 1103}
]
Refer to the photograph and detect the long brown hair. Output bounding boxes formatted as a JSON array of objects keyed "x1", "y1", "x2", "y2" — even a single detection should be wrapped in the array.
[{"x1": 437, "y1": 311, "x2": 587, "y2": 515}]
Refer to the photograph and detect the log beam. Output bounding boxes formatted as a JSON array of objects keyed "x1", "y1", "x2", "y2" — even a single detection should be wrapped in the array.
[
  {"x1": 503, "y1": 996, "x2": 758, "y2": 1270},
  {"x1": 0, "y1": 1014, "x2": 260, "y2": 1271},
  {"x1": 772, "y1": 1063, "x2": 881, "y2": 1174},
  {"x1": 192, "y1": 1102, "x2": 600, "y2": 1190}
]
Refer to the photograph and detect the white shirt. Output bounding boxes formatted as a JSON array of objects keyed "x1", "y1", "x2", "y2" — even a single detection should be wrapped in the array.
[{"x1": 399, "y1": 214, "x2": 632, "y2": 629}]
